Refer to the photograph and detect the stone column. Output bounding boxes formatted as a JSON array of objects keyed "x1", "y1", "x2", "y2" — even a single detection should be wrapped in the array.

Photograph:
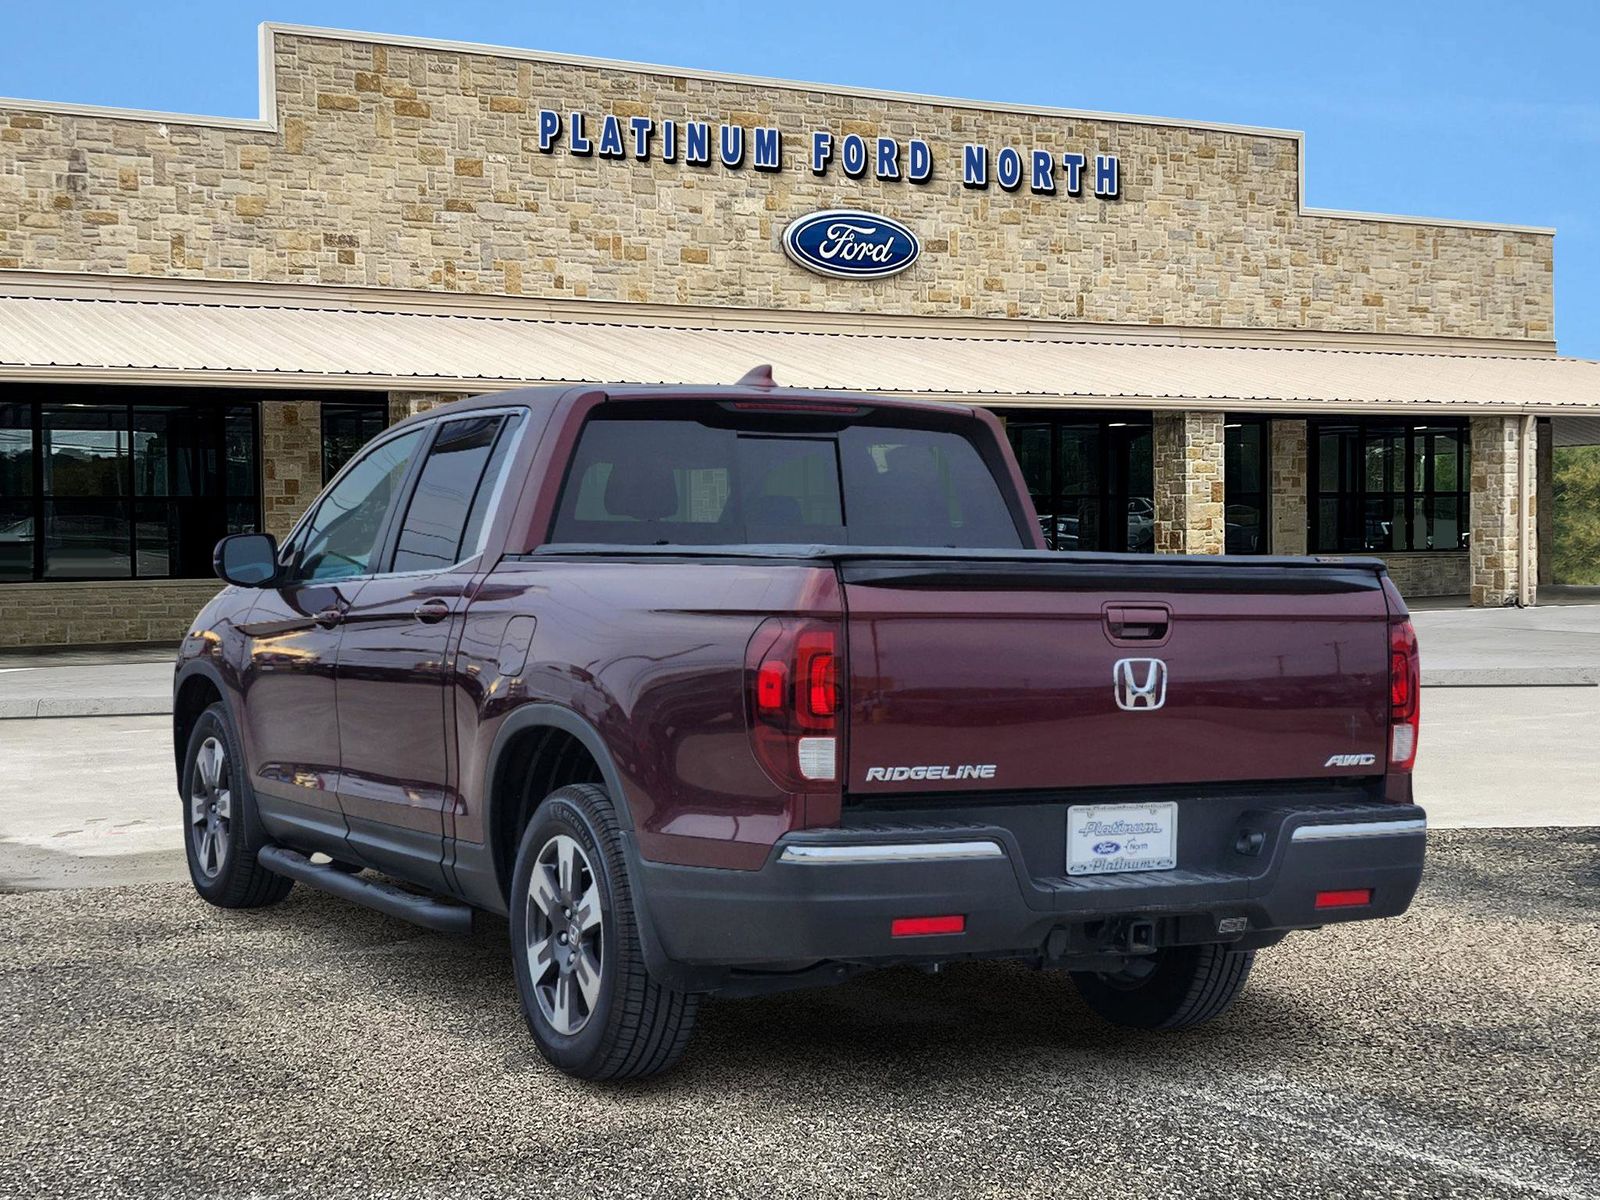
[
  {"x1": 1152, "y1": 411, "x2": 1225, "y2": 555},
  {"x1": 260, "y1": 399, "x2": 323, "y2": 540},
  {"x1": 1269, "y1": 418, "x2": 1308, "y2": 555},
  {"x1": 388, "y1": 391, "x2": 468, "y2": 424},
  {"x1": 1469, "y1": 415, "x2": 1537, "y2": 607}
]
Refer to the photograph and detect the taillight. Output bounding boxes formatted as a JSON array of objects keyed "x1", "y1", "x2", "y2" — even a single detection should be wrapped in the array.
[
  {"x1": 746, "y1": 618, "x2": 844, "y2": 792},
  {"x1": 1388, "y1": 619, "x2": 1421, "y2": 772}
]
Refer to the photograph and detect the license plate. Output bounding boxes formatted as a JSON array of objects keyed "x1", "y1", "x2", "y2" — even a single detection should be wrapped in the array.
[{"x1": 1067, "y1": 802, "x2": 1178, "y2": 876}]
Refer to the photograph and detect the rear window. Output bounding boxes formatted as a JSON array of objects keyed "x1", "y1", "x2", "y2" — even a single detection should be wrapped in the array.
[{"x1": 551, "y1": 416, "x2": 1023, "y2": 548}]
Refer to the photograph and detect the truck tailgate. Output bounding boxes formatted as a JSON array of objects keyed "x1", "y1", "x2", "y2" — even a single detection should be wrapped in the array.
[{"x1": 841, "y1": 554, "x2": 1392, "y2": 797}]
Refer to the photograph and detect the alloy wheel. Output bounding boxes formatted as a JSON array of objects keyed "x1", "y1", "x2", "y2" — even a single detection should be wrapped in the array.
[
  {"x1": 525, "y1": 833, "x2": 604, "y2": 1035},
  {"x1": 189, "y1": 735, "x2": 232, "y2": 879}
]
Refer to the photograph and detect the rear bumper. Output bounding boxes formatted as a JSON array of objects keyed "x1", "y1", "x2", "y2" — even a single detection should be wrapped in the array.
[{"x1": 631, "y1": 801, "x2": 1426, "y2": 980}]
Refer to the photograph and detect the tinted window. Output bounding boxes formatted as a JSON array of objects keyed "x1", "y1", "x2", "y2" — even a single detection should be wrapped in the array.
[
  {"x1": 391, "y1": 416, "x2": 508, "y2": 573},
  {"x1": 3, "y1": 394, "x2": 262, "y2": 581},
  {"x1": 296, "y1": 429, "x2": 422, "y2": 582},
  {"x1": 551, "y1": 417, "x2": 1021, "y2": 549},
  {"x1": 459, "y1": 413, "x2": 523, "y2": 556},
  {"x1": 1308, "y1": 418, "x2": 1470, "y2": 553},
  {"x1": 321, "y1": 403, "x2": 388, "y2": 481},
  {"x1": 837, "y1": 427, "x2": 1019, "y2": 547}
]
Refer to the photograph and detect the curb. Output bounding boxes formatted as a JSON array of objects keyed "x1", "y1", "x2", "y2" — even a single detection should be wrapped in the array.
[
  {"x1": 0, "y1": 699, "x2": 171, "y2": 719},
  {"x1": 1422, "y1": 668, "x2": 1600, "y2": 688}
]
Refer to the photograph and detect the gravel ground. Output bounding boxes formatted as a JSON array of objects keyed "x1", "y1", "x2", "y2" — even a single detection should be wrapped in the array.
[{"x1": 2, "y1": 829, "x2": 1596, "y2": 1200}]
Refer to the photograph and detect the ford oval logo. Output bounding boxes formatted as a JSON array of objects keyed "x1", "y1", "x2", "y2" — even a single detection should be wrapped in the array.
[
  {"x1": 782, "y1": 209, "x2": 920, "y2": 280},
  {"x1": 1093, "y1": 841, "x2": 1121, "y2": 856}
]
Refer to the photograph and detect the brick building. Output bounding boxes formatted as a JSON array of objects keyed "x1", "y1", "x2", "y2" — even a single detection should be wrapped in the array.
[{"x1": 1, "y1": 23, "x2": 1596, "y2": 646}]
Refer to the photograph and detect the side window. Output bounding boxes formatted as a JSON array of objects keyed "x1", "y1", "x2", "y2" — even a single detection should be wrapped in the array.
[
  {"x1": 391, "y1": 414, "x2": 515, "y2": 573},
  {"x1": 295, "y1": 428, "x2": 423, "y2": 583}
]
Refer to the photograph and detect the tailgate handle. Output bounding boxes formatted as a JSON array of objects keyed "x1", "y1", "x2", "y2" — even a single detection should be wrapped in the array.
[{"x1": 1105, "y1": 604, "x2": 1170, "y2": 642}]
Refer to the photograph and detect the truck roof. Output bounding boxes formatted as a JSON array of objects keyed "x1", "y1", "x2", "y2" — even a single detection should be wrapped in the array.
[{"x1": 384, "y1": 372, "x2": 978, "y2": 434}]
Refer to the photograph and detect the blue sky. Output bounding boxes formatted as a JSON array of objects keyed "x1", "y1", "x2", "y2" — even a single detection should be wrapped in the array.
[{"x1": 3, "y1": 1, "x2": 1596, "y2": 354}]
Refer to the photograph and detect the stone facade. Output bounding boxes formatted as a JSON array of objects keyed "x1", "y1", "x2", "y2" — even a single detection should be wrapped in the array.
[
  {"x1": 0, "y1": 28, "x2": 1552, "y2": 340},
  {"x1": 0, "y1": 579, "x2": 220, "y2": 650},
  {"x1": 1153, "y1": 412, "x2": 1225, "y2": 554},
  {"x1": 1470, "y1": 416, "x2": 1538, "y2": 606},
  {"x1": 1379, "y1": 552, "x2": 1471, "y2": 600},
  {"x1": 388, "y1": 390, "x2": 468, "y2": 423},
  {"x1": 261, "y1": 398, "x2": 323, "y2": 539},
  {"x1": 0, "y1": 28, "x2": 1564, "y2": 645},
  {"x1": 1268, "y1": 419, "x2": 1309, "y2": 555}
]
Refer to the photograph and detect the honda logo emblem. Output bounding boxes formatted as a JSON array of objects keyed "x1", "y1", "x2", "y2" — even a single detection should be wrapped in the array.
[{"x1": 1113, "y1": 658, "x2": 1168, "y2": 711}]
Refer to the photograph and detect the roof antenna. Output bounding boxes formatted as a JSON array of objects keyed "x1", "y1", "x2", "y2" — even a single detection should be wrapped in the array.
[{"x1": 737, "y1": 364, "x2": 777, "y2": 389}]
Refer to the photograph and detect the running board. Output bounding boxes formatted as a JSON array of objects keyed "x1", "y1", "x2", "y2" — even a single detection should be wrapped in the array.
[{"x1": 257, "y1": 845, "x2": 473, "y2": 935}]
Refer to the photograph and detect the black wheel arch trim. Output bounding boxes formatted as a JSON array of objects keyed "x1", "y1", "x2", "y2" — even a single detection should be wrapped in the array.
[
  {"x1": 461, "y1": 704, "x2": 697, "y2": 988},
  {"x1": 481, "y1": 703, "x2": 636, "y2": 840},
  {"x1": 172, "y1": 657, "x2": 240, "y2": 789}
]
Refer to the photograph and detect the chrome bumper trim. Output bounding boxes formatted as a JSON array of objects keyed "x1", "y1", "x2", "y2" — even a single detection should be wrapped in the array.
[
  {"x1": 778, "y1": 840, "x2": 1007, "y2": 865},
  {"x1": 1291, "y1": 818, "x2": 1428, "y2": 842}
]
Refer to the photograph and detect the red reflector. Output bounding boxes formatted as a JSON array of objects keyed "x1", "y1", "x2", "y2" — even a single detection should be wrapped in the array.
[
  {"x1": 891, "y1": 914, "x2": 966, "y2": 937},
  {"x1": 756, "y1": 661, "x2": 785, "y2": 711},
  {"x1": 1315, "y1": 888, "x2": 1373, "y2": 910}
]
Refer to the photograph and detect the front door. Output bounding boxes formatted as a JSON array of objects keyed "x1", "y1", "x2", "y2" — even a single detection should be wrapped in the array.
[
  {"x1": 236, "y1": 580, "x2": 350, "y2": 853},
  {"x1": 334, "y1": 412, "x2": 517, "y2": 888},
  {"x1": 238, "y1": 425, "x2": 427, "y2": 853}
]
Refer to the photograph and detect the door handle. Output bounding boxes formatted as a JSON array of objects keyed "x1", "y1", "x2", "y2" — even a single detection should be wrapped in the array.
[
  {"x1": 313, "y1": 606, "x2": 346, "y2": 629},
  {"x1": 1105, "y1": 604, "x2": 1170, "y2": 642},
  {"x1": 413, "y1": 598, "x2": 452, "y2": 624}
]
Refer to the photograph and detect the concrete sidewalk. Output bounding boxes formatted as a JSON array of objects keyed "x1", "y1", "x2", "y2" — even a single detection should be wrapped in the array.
[
  {"x1": 1411, "y1": 604, "x2": 1600, "y2": 685},
  {"x1": 0, "y1": 651, "x2": 172, "y2": 719}
]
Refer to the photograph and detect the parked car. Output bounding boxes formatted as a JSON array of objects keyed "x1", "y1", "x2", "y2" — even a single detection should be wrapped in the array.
[{"x1": 176, "y1": 375, "x2": 1426, "y2": 1080}]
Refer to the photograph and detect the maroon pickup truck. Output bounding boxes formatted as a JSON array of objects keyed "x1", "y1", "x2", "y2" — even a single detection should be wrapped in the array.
[{"x1": 176, "y1": 375, "x2": 1425, "y2": 1080}]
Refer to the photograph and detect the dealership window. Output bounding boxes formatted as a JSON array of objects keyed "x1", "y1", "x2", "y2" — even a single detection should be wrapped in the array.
[
  {"x1": 321, "y1": 401, "x2": 389, "y2": 482},
  {"x1": 0, "y1": 387, "x2": 264, "y2": 582},
  {"x1": 1000, "y1": 412, "x2": 1154, "y2": 552},
  {"x1": 1224, "y1": 417, "x2": 1270, "y2": 554},
  {"x1": 1308, "y1": 418, "x2": 1470, "y2": 553}
]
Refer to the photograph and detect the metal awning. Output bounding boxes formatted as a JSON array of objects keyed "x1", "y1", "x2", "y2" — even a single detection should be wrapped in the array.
[{"x1": 3, "y1": 294, "x2": 1600, "y2": 414}]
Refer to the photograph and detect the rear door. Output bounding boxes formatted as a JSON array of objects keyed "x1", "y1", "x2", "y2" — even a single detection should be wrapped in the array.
[
  {"x1": 842, "y1": 555, "x2": 1392, "y2": 799},
  {"x1": 335, "y1": 412, "x2": 521, "y2": 885}
]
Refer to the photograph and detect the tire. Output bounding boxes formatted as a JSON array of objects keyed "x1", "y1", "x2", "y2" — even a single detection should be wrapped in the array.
[
  {"x1": 509, "y1": 783, "x2": 699, "y2": 1080},
  {"x1": 181, "y1": 701, "x2": 293, "y2": 910},
  {"x1": 1070, "y1": 943, "x2": 1255, "y2": 1030}
]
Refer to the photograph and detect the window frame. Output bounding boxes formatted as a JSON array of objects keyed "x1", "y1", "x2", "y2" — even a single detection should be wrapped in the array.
[
  {"x1": 1306, "y1": 417, "x2": 1471, "y2": 554},
  {"x1": 0, "y1": 391, "x2": 263, "y2": 584},
  {"x1": 320, "y1": 401, "x2": 390, "y2": 484},
  {"x1": 388, "y1": 412, "x2": 524, "y2": 576},
  {"x1": 995, "y1": 410, "x2": 1155, "y2": 553},
  {"x1": 1223, "y1": 416, "x2": 1272, "y2": 556},
  {"x1": 280, "y1": 405, "x2": 529, "y2": 584},
  {"x1": 281, "y1": 424, "x2": 429, "y2": 586}
]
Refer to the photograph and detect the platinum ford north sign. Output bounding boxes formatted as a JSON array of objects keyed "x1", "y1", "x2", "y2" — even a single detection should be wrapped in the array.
[{"x1": 782, "y1": 210, "x2": 921, "y2": 279}]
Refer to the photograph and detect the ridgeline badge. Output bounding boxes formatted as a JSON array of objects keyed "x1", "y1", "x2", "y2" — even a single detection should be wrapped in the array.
[{"x1": 782, "y1": 209, "x2": 921, "y2": 280}]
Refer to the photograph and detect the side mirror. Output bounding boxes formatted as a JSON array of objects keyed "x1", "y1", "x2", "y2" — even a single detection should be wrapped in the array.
[{"x1": 214, "y1": 532, "x2": 280, "y2": 587}]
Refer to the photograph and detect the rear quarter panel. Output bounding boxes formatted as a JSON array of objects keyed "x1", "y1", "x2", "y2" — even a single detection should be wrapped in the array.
[{"x1": 452, "y1": 558, "x2": 842, "y2": 868}]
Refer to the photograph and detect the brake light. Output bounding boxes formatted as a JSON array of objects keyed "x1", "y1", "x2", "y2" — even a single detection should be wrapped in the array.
[
  {"x1": 728, "y1": 400, "x2": 865, "y2": 415},
  {"x1": 746, "y1": 618, "x2": 844, "y2": 792},
  {"x1": 891, "y1": 914, "x2": 966, "y2": 937},
  {"x1": 1388, "y1": 619, "x2": 1421, "y2": 772}
]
